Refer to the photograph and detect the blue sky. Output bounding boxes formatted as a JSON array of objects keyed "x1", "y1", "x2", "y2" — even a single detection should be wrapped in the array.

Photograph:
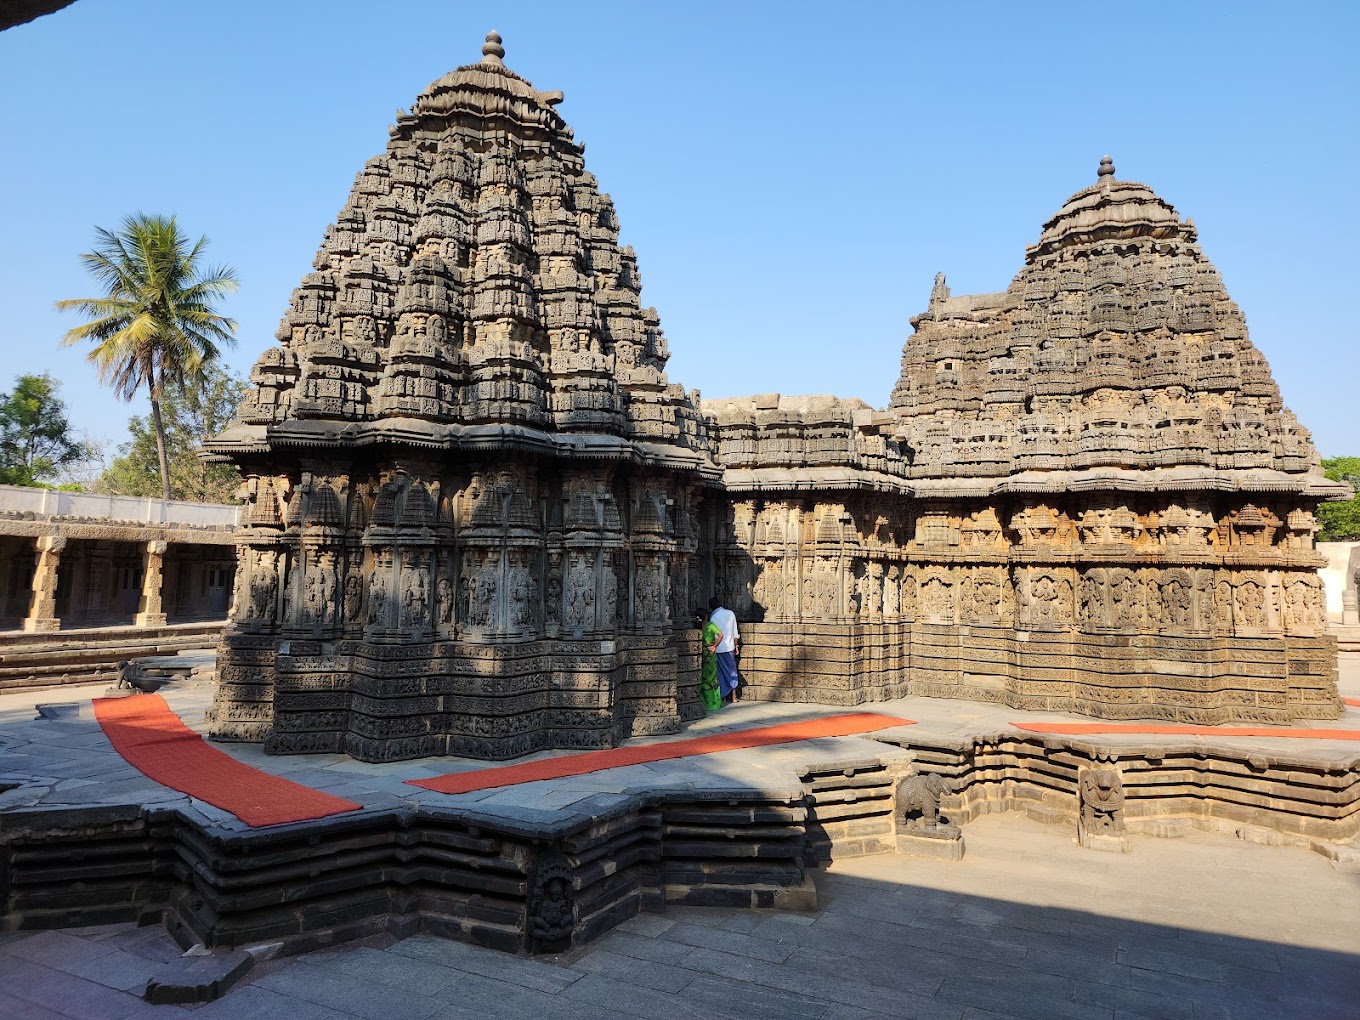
[{"x1": 1, "y1": 1, "x2": 1356, "y2": 457}]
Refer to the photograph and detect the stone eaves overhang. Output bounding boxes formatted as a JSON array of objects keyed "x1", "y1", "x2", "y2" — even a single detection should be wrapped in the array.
[
  {"x1": 202, "y1": 421, "x2": 723, "y2": 483},
  {"x1": 717, "y1": 465, "x2": 1352, "y2": 501}
]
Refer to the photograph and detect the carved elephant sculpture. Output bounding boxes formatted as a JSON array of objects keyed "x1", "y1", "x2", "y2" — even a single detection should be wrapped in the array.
[{"x1": 896, "y1": 772, "x2": 953, "y2": 829}]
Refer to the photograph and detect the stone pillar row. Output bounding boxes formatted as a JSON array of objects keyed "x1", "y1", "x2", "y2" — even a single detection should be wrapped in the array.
[{"x1": 22, "y1": 537, "x2": 176, "y2": 633}]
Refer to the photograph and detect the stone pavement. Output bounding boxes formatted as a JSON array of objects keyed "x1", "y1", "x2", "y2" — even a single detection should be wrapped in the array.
[{"x1": 1, "y1": 810, "x2": 1357, "y2": 1019}]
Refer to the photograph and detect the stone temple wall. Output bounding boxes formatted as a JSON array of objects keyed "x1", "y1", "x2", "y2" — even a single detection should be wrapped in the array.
[
  {"x1": 205, "y1": 35, "x2": 1347, "y2": 760},
  {"x1": 705, "y1": 157, "x2": 1346, "y2": 724},
  {"x1": 210, "y1": 459, "x2": 709, "y2": 760}
]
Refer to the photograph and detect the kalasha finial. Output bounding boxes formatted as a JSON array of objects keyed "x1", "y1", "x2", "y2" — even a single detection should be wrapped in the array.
[
  {"x1": 1097, "y1": 155, "x2": 1115, "y2": 179},
  {"x1": 482, "y1": 30, "x2": 505, "y2": 65}
]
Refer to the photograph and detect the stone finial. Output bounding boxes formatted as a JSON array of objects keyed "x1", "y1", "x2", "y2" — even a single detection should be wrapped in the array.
[
  {"x1": 482, "y1": 30, "x2": 505, "y2": 65},
  {"x1": 1097, "y1": 155, "x2": 1115, "y2": 179}
]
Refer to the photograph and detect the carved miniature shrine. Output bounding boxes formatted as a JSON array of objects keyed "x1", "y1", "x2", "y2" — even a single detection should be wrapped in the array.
[{"x1": 205, "y1": 35, "x2": 1347, "y2": 762}]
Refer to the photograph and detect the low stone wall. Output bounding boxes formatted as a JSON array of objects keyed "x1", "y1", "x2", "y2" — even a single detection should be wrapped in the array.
[
  {"x1": 888, "y1": 733, "x2": 1360, "y2": 845},
  {"x1": 0, "y1": 622, "x2": 225, "y2": 693},
  {"x1": 4, "y1": 735, "x2": 1355, "y2": 958},
  {"x1": 0, "y1": 790, "x2": 815, "y2": 957},
  {"x1": 736, "y1": 621, "x2": 1341, "y2": 723}
]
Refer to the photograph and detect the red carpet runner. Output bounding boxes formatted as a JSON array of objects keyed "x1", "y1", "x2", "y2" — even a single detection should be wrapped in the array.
[
  {"x1": 1346, "y1": 698, "x2": 1360, "y2": 709},
  {"x1": 408, "y1": 712, "x2": 916, "y2": 795},
  {"x1": 93, "y1": 695, "x2": 361, "y2": 827},
  {"x1": 1011, "y1": 721, "x2": 1360, "y2": 741}
]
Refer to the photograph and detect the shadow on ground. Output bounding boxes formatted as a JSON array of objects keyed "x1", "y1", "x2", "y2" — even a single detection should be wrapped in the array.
[{"x1": 1, "y1": 811, "x2": 1356, "y2": 1020}]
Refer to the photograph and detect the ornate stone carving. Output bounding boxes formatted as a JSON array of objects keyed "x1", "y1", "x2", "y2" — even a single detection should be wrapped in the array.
[
  {"x1": 527, "y1": 851, "x2": 575, "y2": 954},
  {"x1": 896, "y1": 772, "x2": 953, "y2": 832},
  {"x1": 1078, "y1": 766, "x2": 1129, "y2": 852}
]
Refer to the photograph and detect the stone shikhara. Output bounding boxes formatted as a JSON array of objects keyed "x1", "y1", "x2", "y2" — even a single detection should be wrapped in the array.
[{"x1": 204, "y1": 34, "x2": 1347, "y2": 762}]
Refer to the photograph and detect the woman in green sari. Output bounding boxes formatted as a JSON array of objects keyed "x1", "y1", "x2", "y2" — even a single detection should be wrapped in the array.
[{"x1": 696, "y1": 609, "x2": 723, "y2": 712}]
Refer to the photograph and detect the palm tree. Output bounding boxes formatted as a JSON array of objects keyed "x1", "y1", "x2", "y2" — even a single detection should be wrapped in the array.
[{"x1": 57, "y1": 214, "x2": 238, "y2": 501}]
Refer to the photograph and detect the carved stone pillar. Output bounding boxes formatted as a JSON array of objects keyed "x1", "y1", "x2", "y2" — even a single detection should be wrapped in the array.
[
  {"x1": 24, "y1": 535, "x2": 65, "y2": 633},
  {"x1": 135, "y1": 540, "x2": 169, "y2": 627}
]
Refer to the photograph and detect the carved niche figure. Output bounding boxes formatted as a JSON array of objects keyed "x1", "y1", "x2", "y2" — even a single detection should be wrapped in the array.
[
  {"x1": 900, "y1": 571, "x2": 918, "y2": 618},
  {"x1": 963, "y1": 572, "x2": 1000, "y2": 623},
  {"x1": 563, "y1": 557, "x2": 595, "y2": 630},
  {"x1": 1234, "y1": 577, "x2": 1266, "y2": 630},
  {"x1": 545, "y1": 556, "x2": 563, "y2": 625},
  {"x1": 402, "y1": 567, "x2": 430, "y2": 628},
  {"x1": 301, "y1": 563, "x2": 323, "y2": 626},
  {"x1": 635, "y1": 556, "x2": 663, "y2": 624},
  {"x1": 312, "y1": 558, "x2": 337, "y2": 628},
  {"x1": 526, "y1": 852, "x2": 575, "y2": 954},
  {"x1": 919, "y1": 572, "x2": 954, "y2": 621},
  {"x1": 468, "y1": 559, "x2": 499, "y2": 629},
  {"x1": 752, "y1": 561, "x2": 779, "y2": 617},
  {"x1": 1109, "y1": 569, "x2": 1142, "y2": 628},
  {"x1": 1192, "y1": 570, "x2": 1216, "y2": 632},
  {"x1": 1022, "y1": 571, "x2": 1071, "y2": 627},
  {"x1": 1283, "y1": 576, "x2": 1323, "y2": 631},
  {"x1": 1160, "y1": 573, "x2": 1193, "y2": 629},
  {"x1": 896, "y1": 772, "x2": 954, "y2": 832},
  {"x1": 507, "y1": 562, "x2": 534, "y2": 629},
  {"x1": 280, "y1": 562, "x2": 297, "y2": 624},
  {"x1": 883, "y1": 566, "x2": 900, "y2": 617},
  {"x1": 366, "y1": 565, "x2": 388, "y2": 626},
  {"x1": 343, "y1": 570, "x2": 364, "y2": 624},
  {"x1": 1078, "y1": 767, "x2": 1126, "y2": 841},
  {"x1": 246, "y1": 551, "x2": 280, "y2": 622},
  {"x1": 800, "y1": 561, "x2": 817, "y2": 618},
  {"x1": 600, "y1": 559, "x2": 619, "y2": 626},
  {"x1": 1078, "y1": 569, "x2": 1102, "y2": 626},
  {"x1": 435, "y1": 575, "x2": 454, "y2": 626}
]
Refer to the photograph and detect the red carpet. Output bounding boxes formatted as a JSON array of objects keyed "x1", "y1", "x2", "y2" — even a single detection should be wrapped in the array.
[
  {"x1": 93, "y1": 695, "x2": 361, "y2": 827},
  {"x1": 1346, "y1": 698, "x2": 1360, "y2": 709},
  {"x1": 408, "y1": 712, "x2": 916, "y2": 795},
  {"x1": 1011, "y1": 721, "x2": 1360, "y2": 741}
]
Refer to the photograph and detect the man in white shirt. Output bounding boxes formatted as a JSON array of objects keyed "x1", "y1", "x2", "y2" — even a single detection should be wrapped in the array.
[{"x1": 708, "y1": 596, "x2": 741, "y2": 702}]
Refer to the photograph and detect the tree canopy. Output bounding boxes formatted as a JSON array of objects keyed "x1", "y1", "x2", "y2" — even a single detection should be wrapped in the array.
[
  {"x1": 0, "y1": 373, "x2": 85, "y2": 487},
  {"x1": 56, "y1": 213, "x2": 237, "y2": 500},
  {"x1": 1318, "y1": 456, "x2": 1360, "y2": 542},
  {"x1": 97, "y1": 363, "x2": 246, "y2": 504}
]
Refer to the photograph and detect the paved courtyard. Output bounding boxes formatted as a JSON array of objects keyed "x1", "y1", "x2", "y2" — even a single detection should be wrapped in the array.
[
  {"x1": 1, "y1": 809, "x2": 1357, "y2": 1020},
  {"x1": 1, "y1": 653, "x2": 1357, "y2": 1019}
]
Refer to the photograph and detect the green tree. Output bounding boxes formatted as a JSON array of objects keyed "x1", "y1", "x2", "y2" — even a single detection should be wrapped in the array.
[
  {"x1": 56, "y1": 213, "x2": 238, "y2": 500},
  {"x1": 1318, "y1": 456, "x2": 1360, "y2": 542},
  {"x1": 0, "y1": 373, "x2": 86, "y2": 486},
  {"x1": 98, "y1": 364, "x2": 247, "y2": 503}
]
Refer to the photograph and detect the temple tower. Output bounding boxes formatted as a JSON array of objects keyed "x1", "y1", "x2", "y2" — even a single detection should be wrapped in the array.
[
  {"x1": 708, "y1": 158, "x2": 1346, "y2": 722},
  {"x1": 205, "y1": 34, "x2": 719, "y2": 761}
]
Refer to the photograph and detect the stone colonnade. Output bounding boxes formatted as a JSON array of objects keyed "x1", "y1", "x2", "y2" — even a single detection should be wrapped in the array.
[
  {"x1": 0, "y1": 498, "x2": 239, "y2": 635},
  {"x1": 5, "y1": 535, "x2": 236, "y2": 632}
]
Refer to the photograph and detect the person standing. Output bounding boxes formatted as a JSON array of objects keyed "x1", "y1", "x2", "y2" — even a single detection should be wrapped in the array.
[
  {"x1": 708, "y1": 595, "x2": 741, "y2": 703},
  {"x1": 695, "y1": 609, "x2": 723, "y2": 713}
]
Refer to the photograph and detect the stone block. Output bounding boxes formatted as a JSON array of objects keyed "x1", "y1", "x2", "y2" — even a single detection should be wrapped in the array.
[
  {"x1": 896, "y1": 830, "x2": 966, "y2": 860},
  {"x1": 1079, "y1": 831, "x2": 1132, "y2": 853},
  {"x1": 143, "y1": 949, "x2": 254, "y2": 1003}
]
